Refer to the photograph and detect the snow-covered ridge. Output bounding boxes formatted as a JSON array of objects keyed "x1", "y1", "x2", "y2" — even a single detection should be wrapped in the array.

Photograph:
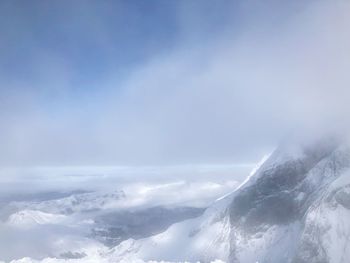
[
  {"x1": 7, "y1": 210, "x2": 67, "y2": 227},
  {"x1": 12, "y1": 190, "x2": 126, "y2": 215},
  {"x1": 108, "y1": 136, "x2": 350, "y2": 263}
]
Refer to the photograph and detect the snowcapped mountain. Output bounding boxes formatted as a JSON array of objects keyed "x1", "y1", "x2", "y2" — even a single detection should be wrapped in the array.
[
  {"x1": 7, "y1": 210, "x2": 67, "y2": 227},
  {"x1": 5, "y1": 136, "x2": 350, "y2": 263},
  {"x1": 12, "y1": 190, "x2": 126, "y2": 215},
  {"x1": 109, "y1": 136, "x2": 350, "y2": 263}
]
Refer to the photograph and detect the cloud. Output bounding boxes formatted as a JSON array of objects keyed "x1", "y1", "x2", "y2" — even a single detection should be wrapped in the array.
[{"x1": 0, "y1": 0, "x2": 349, "y2": 166}]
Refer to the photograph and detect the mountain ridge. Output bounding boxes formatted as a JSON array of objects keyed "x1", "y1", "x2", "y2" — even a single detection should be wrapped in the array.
[{"x1": 110, "y1": 136, "x2": 350, "y2": 263}]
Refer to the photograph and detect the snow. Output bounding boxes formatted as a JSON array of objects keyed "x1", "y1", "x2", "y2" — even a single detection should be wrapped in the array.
[
  {"x1": 0, "y1": 165, "x2": 242, "y2": 262},
  {"x1": 12, "y1": 190, "x2": 126, "y2": 215},
  {"x1": 3, "y1": 137, "x2": 350, "y2": 263},
  {"x1": 106, "y1": 138, "x2": 350, "y2": 263},
  {"x1": 9, "y1": 257, "x2": 225, "y2": 263},
  {"x1": 7, "y1": 210, "x2": 67, "y2": 227}
]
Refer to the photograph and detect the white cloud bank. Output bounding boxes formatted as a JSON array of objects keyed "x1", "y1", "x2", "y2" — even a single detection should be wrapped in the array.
[{"x1": 1, "y1": 0, "x2": 350, "y2": 166}]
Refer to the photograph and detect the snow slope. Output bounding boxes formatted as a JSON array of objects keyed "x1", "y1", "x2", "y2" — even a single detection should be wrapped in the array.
[{"x1": 110, "y1": 136, "x2": 350, "y2": 263}]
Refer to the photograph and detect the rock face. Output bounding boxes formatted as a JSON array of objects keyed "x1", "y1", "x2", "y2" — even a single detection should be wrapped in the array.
[
  {"x1": 112, "y1": 136, "x2": 350, "y2": 263},
  {"x1": 226, "y1": 136, "x2": 350, "y2": 263},
  {"x1": 92, "y1": 206, "x2": 205, "y2": 247}
]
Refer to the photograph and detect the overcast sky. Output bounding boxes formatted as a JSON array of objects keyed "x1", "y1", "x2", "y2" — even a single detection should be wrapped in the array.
[{"x1": 1, "y1": 0, "x2": 350, "y2": 166}]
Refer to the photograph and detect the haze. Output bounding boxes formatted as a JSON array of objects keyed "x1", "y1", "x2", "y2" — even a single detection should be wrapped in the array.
[{"x1": 1, "y1": 0, "x2": 349, "y2": 167}]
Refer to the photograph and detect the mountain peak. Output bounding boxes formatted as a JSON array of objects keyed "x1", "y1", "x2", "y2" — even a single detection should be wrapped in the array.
[{"x1": 110, "y1": 136, "x2": 350, "y2": 263}]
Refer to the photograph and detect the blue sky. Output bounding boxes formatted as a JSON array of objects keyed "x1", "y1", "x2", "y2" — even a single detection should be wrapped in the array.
[
  {"x1": 0, "y1": 1, "x2": 231, "y2": 95},
  {"x1": 0, "y1": 0, "x2": 349, "y2": 166},
  {"x1": 0, "y1": 0, "x2": 304, "y2": 99}
]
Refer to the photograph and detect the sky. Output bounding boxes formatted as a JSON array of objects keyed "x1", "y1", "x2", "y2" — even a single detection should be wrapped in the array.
[{"x1": 1, "y1": 0, "x2": 350, "y2": 166}]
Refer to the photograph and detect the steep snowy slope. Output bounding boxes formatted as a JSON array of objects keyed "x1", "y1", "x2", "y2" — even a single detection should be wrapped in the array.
[
  {"x1": 293, "y1": 169, "x2": 350, "y2": 263},
  {"x1": 227, "y1": 137, "x2": 350, "y2": 262},
  {"x1": 110, "y1": 136, "x2": 350, "y2": 263}
]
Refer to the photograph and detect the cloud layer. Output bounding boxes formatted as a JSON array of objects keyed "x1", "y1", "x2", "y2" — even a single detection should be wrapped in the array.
[{"x1": 1, "y1": 0, "x2": 350, "y2": 166}]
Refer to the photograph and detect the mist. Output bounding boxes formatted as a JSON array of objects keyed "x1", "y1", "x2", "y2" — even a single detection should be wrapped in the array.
[{"x1": 1, "y1": 0, "x2": 350, "y2": 166}]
